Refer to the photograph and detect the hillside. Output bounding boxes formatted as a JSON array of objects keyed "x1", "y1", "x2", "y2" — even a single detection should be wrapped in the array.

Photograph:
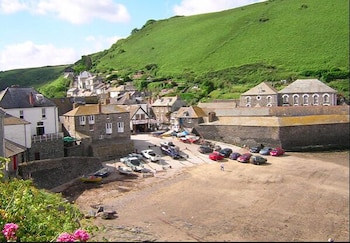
[
  {"x1": 0, "y1": 0, "x2": 348, "y2": 102},
  {"x1": 92, "y1": 0, "x2": 348, "y2": 75}
]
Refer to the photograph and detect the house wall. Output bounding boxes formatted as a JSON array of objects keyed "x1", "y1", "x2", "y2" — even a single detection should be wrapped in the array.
[
  {"x1": 240, "y1": 94, "x2": 278, "y2": 107},
  {"x1": 5, "y1": 107, "x2": 59, "y2": 135},
  {"x1": 278, "y1": 92, "x2": 337, "y2": 106},
  {"x1": 64, "y1": 112, "x2": 131, "y2": 141},
  {"x1": 0, "y1": 111, "x2": 4, "y2": 157},
  {"x1": 4, "y1": 124, "x2": 31, "y2": 148},
  {"x1": 18, "y1": 157, "x2": 103, "y2": 190}
]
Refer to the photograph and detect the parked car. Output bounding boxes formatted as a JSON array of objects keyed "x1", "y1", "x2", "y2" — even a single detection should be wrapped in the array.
[
  {"x1": 219, "y1": 148, "x2": 233, "y2": 158},
  {"x1": 249, "y1": 144, "x2": 264, "y2": 153},
  {"x1": 259, "y1": 147, "x2": 273, "y2": 155},
  {"x1": 229, "y1": 152, "x2": 241, "y2": 160},
  {"x1": 237, "y1": 153, "x2": 253, "y2": 163},
  {"x1": 141, "y1": 149, "x2": 161, "y2": 162},
  {"x1": 198, "y1": 145, "x2": 214, "y2": 154},
  {"x1": 250, "y1": 155, "x2": 267, "y2": 165},
  {"x1": 120, "y1": 153, "x2": 143, "y2": 163},
  {"x1": 270, "y1": 147, "x2": 285, "y2": 156},
  {"x1": 209, "y1": 151, "x2": 225, "y2": 161}
]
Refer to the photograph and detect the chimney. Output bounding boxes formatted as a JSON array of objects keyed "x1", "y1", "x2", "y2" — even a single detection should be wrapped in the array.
[
  {"x1": 29, "y1": 92, "x2": 35, "y2": 105},
  {"x1": 98, "y1": 102, "x2": 102, "y2": 113}
]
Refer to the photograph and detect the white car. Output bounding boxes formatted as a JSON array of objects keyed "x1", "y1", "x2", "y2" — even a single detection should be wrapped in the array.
[
  {"x1": 120, "y1": 153, "x2": 143, "y2": 163},
  {"x1": 141, "y1": 149, "x2": 161, "y2": 162}
]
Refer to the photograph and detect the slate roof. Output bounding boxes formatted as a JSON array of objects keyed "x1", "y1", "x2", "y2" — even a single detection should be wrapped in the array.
[
  {"x1": 278, "y1": 79, "x2": 337, "y2": 93},
  {"x1": 241, "y1": 82, "x2": 278, "y2": 95},
  {"x1": 5, "y1": 139, "x2": 26, "y2": 157},
  {"x1": 63, "y1": 104, "x2": 127, "y2": 116},
  {"x1": 152, "y1": 96, "x2": 179, "y2": 106},
  {"x1": 0, "y1": 87, "x2": 56, "y2": 109},
  {"x1": 3, "y1": 113, "x2": 30, "y2": 125}
]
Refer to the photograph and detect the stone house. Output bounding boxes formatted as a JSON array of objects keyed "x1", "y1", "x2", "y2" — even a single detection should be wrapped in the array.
[
  {"x1": 175, "y1": 106, "x2": 207, "y2": 129},
  {"x1": 240, "y1": 82, "x2": 279, "y2": 107},
  {"x1": 62, "y1": 103, "x2": 133, "y2": 159},
  {"x1": 278, "y1": 79, "x2": 337, "y2": 106},
  {"x1": 151, "y1": 96, "x2": 187, "y2": 124}
]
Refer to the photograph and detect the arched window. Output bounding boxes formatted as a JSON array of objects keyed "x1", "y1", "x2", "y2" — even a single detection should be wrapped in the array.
[
  {"x1": 302, "y1": 94, "x2": 309, "y2": 106},
  {"x1": 245, "y1": 96, "x2": 251, "y2": 105},
  {"x1": 293, "y1": 94, "x2": 299, "y2": 106},
  {"x1": 323, "y1": 94, "x2": 330, "y2": 105},
  {"x1": 312, "y1": 94, "x2": 319, "y2": 105},
  {"x1": 282, "y1": 94, "x2": 289, "y2": 105}
]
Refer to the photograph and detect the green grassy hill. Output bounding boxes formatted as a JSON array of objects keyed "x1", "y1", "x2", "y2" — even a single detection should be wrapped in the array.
[
  {"x1": 0, "y1": 0, "x2": 348, "y2": 102},
  {"x1": 92, "y1": 0, "x2": 348, "y2": 74}
]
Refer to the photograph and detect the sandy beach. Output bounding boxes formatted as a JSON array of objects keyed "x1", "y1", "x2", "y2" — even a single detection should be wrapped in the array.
[{"x1": 60, "y1": 134, "x2": 349, "y2": 242}]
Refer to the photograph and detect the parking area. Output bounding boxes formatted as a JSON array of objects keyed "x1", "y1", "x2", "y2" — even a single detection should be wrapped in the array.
[{"x1": 103, "y1": 133, "x2": 249, "y2": 176}]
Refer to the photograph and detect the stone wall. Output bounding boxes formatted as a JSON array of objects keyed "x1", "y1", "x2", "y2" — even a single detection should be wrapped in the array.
[
  {"x1": 29, "y1": 139, "x2": 64, "y2": 161},
  {"x1": 196, "y1": 121, "x2": 349, "y2": 151},
  {"x1": 18, "y1": 157, "x2": 103, "y2": 190},
  {"x1": 89, "y1": 139, "x2": 134, "y2": 161}
]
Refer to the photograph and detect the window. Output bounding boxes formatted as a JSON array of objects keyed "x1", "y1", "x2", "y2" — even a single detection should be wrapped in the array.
[
  {"x1": 117, "y1": 122, "x2": 124, "y2": 133},
  {"x1": 106, "y1": 123, "x2": 112, "y2": 134},
  {"x1": 266, "y1": 96, "x2": 272, "y2": 103},
  {"x1": 245, "y1": 96, "x2": 251, "y2": 105},
  {"x1": 88, "y1": 115, "x2": 95, "y2": 124},
  {"x1": 312, "y1": 94, "x2": 319, "y2": 105},
  {"x1": 293, "y1": 95, "x2": 299, "y2": 106},
  {"x1": 302, "y1": 94, "x2": 309, "y2": 106},
  {"x1": 106, "y1": 114, "x2": 110, "y2": 120},
  {"x1": 282, "y1": 95, "x2": 289, "y2": 105},
  {"x1": 79, "y1": 116, "x2": 86, "y2": 125},
  {"x1": 256, "y1": 95, "x2": 261, "y2": 100},
  {"x1": 323, "y1": 94, "x2": 330, "y2": 105},
  {"x1": 19, "y1": 110, "x2": 24, "y2": 119},
  {"x1": 42, "y1": 108, "x2": 46, "y2": 119}
]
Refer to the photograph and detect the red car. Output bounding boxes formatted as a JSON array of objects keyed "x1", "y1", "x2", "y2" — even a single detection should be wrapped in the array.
[
  {"x1": 270, "y1": 147, "x2": 285, "y2": 156},
  {"x1": 209, "y1": 152, "x2": 225, "y2": 161},
  {"x1": 237, "y1": 153, "x2": 252, "y2": 163}
]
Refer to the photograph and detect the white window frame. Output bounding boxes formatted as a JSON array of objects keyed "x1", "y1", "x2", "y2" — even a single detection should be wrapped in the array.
[
  {"x1": 42, "y1": 108, "x2": 46, "y2": 119},
  {"x1": 282, "y1": 94, "x2": 289, "y2": 105},
  {"x1": 302, "y1": 94, "x2": 309, "y2": 106},
  {"x1": 106, "y1": 123, "x2": 112, "y2": 134},
  {"x1": 292, "y1": 94, "x2": 299, "y2": 106},
  {"x1": 323, "y1": 94, "x2": 330, "y2": 105},
  {"x1": 79, "y1": 116, "x2": 86, "y2": 126},
  {"x1": 117, "y1": 122, "x2": 124, "y2": 133},
  {"x1": 312, "y1": 94, "x2": 319, "y2": 106},
  {"x1": 19, "y1": 110, "x2": 24, "y2": 119},
  {"x1": 88, "y1": 115, "x2": 95, "y2": 124}
]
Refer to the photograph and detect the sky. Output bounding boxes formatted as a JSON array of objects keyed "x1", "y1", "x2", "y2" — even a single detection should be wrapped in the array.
[{"x1": 0, "y1": 0, "x2": 265, "y2": 72}]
